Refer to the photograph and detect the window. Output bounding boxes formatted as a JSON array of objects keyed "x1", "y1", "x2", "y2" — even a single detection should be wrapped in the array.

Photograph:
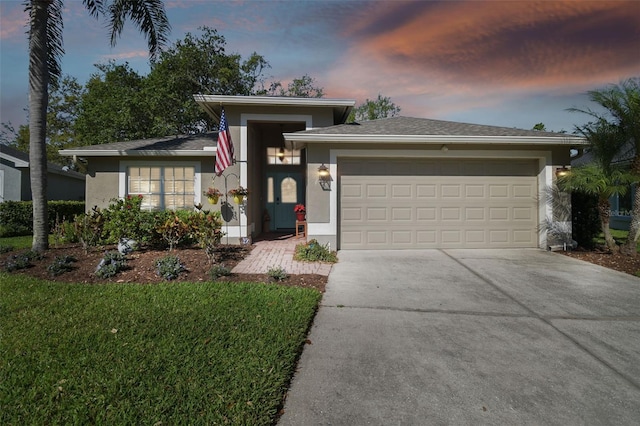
[
  {"x1": 615, "y1": 184, "x2": 634, "y2": 216},
  {"x1": 266, "y1": 147, "x2": 301, "y2": 165},
  {"x1": 127, "y1": 165, "x2": 195, "y2": 210}
]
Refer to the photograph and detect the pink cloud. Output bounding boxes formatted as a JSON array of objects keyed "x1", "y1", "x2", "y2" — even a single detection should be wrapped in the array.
[{"x1": 0, "y1": 4, "x2": 27, "y2": 40}]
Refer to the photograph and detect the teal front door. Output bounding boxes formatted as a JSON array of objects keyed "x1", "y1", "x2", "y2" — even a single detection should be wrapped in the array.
[{"x1": 266, "y1": 172, "x2": 304, "y2": 230}]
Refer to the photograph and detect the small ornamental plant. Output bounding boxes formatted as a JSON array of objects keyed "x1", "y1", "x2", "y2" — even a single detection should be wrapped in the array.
[
  {"x1": 204, "y1": 187, "x2": 222, "y2": 198},
  {"x1": 294, "y1": 204, "x2": 306, "y2": 213},
  {"x1": 228, "y1": 186, "x2": 249, "y2": 196}
]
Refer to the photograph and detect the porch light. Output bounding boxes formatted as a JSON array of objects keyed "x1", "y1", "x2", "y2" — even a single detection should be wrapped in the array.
[
  {"x1": 555, "y1": 166, "x2": 570, "y2": 178},
  {"x1": 318, "y1": 163, "x2": 331, "y2": 190},
  {"x1": 318, "y1": 163, "x2": 330, "y2": 180},
  {"x1": 277, "y1": 147, "x2": 286, "y2": 162}
]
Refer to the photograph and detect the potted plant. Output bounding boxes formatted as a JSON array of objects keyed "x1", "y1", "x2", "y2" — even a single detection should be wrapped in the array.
[
  {"x1": 203, "y1": 187, "x2": 222, "y2": 204},
  {"x1": 294, "y1": 204, "x2": 306, "y2": 221},
  {"x1": 228, "y1": 186, "x2": 249, "y2": 204}
]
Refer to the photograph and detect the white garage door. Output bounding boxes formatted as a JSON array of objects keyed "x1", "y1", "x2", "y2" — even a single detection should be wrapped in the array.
[{"x1": 340, "y1": 158, "x2": 539, "y2": 249}]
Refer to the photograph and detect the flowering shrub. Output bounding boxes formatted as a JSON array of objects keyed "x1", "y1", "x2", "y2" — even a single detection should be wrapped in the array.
[{"x1": 294, "y1": 204, "x2": 306, "y2": 213}]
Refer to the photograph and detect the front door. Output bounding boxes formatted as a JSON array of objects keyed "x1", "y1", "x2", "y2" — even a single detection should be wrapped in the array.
[{"x1": 266, "y1": 171, "x2": 304, "y2": 230}]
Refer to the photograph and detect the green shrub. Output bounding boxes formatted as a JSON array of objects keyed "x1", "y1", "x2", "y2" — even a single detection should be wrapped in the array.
[
  {"x1": 0, "y1": 201, "x2": 32, "y2": 237},
  {"x1": 101, "y1": 195, "x2": 147, "y2": 244},
  {"x1": 155, "y1": 255, "x2": 186, "y2": 281},
  {"x1": 4, "y1": 249, "x2": 43, "y2": 272},
  {"x1": 572, "y1": 191, "x2": 600, "y2": 249},
  {"x1": 95, "y1": 251, "x2": 127, "y2": 279},
  {"x1": 47, "y1": 255, "x2": 77, "y2": 276},
  {"x1": 73, "y1": 207, "x2": 105, "y2": 253},
  {"x1": 156, "y1": 214, "x2": 191, "y2": 251},
  {"x1": 0, "y1": 245, "x2": 15, "y2": 254},
  {"x1": 47, "y1": 201, "x2": 85, "y2": 230},
  {"x1": 0, "y1": 200, "x2": 84, "y2": 237},
  {"x1": 267, "y1": 266, "x2": 288, "y2": 282},
  {"x1": 209, "y1": 264, "x2": 231, "y2": 280},
  {"x1": 189, "y1": 209, "x2": 225, "y2": 263},
  {"x1": 294, "y1": 239, "x2": 338, "y2": 263}
]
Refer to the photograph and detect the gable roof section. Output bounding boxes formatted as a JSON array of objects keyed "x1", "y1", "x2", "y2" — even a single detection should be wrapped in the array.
[
  {"x1": 194, "y1": 95, "x2": 355, "y2": 125},
  {"x1": 59, "y1": 133, "x2": 218, "y2": 157},
  {"x1": 284, "y1": 116, "x2": 586, "y2": 146},
  {"x1": 1, "y1": 144, "x2": 85, "y2": 179}
]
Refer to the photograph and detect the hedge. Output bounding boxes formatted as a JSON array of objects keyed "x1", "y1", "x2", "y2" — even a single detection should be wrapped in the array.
[{"x1": 0, "y1": 201, "x2": 85, "y2": 237}]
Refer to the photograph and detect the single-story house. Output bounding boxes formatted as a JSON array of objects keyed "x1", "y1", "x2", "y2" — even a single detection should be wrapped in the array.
[
  {"x1": 0, "y1": 144, "x2": 86, "y2": 202},
  {"x1": 60, "y1": 95, "x2": 586, "y2": 250}
]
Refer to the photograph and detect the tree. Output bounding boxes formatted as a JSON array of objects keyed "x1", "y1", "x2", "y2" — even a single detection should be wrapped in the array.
[
  {"x1": 569, "y1": 78, "x2": 640, "y2": 255},
  {"x1": 532, "y1": 123, "x2": 547, "y2": 131},
  {"x1": 75, "y1": 62, "x2": 152, "y2": 144},
  {"x1": 347, "y1": 94, "x2": 401, "y2": 122},
  {"x1": 146, "y1": 27, "x2": 269, "y2": 134},
  {"x1": 25, "y1": 0, "x2": 170, "y2": 251},
  {"x1": 558, "y1": 120, "x2": 635, "y2": 252},
  {"x1": 265, "y1": 74, "x2": 324, "y2": 98}
]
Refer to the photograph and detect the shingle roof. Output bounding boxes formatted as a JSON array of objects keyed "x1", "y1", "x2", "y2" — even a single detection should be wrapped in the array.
[
  {"x1": 1, "y1": 144, "x2": 85, "y2": 178},
  {"x1": 67, "y1": 132, "x2": 218, "y2": 152},
  {"x1": 301, "y1": 116, "x2": 570, "y2": 138}
]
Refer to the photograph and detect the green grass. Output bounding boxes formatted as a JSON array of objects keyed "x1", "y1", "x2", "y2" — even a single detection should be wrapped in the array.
[
  {"x1": 0, "y1": 235, "x2": 56, "y2": 250},
  {"x1": 0, "y1": 274, "x2": 321, "y2": 425},
  {"x1": 594, "y1": 229, "x2": 640, "y2": 253}
]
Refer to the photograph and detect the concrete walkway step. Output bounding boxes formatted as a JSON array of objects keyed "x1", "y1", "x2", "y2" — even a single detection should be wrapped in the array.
[{"x1": 232, "y1": 233, "x2": 332, "y2": 276}]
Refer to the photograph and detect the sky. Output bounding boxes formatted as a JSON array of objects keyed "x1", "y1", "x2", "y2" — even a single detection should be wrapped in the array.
[{"x1": 1, "y1": 0, "x2": 639, "y2": 134}]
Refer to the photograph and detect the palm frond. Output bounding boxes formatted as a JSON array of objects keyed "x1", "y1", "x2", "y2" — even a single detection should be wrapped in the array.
[
  {"x1": 107, "y1": 0, "x2": 171, "y2": 61},
  {"x1": 24, "y1": 0, "x2": 65, "y2": 84}
]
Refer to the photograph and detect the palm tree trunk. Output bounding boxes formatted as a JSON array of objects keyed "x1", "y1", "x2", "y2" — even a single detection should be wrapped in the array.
[
  {"x1": 28, "y1": 0, "x2": 50, "y2": 252},
  {"x1": 598, "y1": 198, "x2": 619, "y2": 253},
  {"x1": 621, "y1": 157, "x2": 640, "y2": 256}
]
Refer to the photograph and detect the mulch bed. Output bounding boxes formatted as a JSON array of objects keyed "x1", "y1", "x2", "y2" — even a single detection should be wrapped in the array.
[
  {"x1": 1, "y1": 243, "x2": 327, "y2": 292},
  {"x1": 561, "y1": 248, "x2": 640, "y2": 277}
]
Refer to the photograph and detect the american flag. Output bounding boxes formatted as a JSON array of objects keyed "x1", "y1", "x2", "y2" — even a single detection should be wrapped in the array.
[{"x1": 215, "y1": 107, "x2": 234, "y2": 176}]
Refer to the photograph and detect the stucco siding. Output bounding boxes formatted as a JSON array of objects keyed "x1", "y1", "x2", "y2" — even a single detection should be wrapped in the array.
[
  {"x1": 0, "y1": 164, "x2": 23, "y2": 201},
  {"x1": 86, "y1": 158, "x2": 121, "y2": 210}
]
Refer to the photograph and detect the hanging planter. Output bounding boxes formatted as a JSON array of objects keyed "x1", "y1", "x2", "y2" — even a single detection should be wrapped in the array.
[
  {"x1": 228, "y1": 186, "x2": 249, "y2": 205},
  {"x1": 203, "y1": 188, "x2": 222, "y2": 205},
  {"x1": 294, "y1": 204, "x2": 306, "y2": 221}
]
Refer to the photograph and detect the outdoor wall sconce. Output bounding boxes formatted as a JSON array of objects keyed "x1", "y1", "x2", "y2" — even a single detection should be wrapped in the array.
[
  {"x1": 277, "y1": 147, "x2": 285, "y2": 162},
  {"x1": 555, "y1": 166, "x2": 570, "y2": 178},
  {"x1": 318, "y1": 163, "x2": 332, "y2": 190}
]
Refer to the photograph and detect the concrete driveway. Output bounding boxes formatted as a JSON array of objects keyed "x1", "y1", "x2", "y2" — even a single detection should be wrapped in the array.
[{"x1": 279, "y1": 249, "x2": 640, "y2": 425}]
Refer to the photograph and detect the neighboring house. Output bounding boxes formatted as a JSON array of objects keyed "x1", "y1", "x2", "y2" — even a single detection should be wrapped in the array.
[
  {"x1": 0, "y1": 144, "x2": 85, "y2": 202},
  {"x1": 60, "y1": 95, "x2": 586, "y2": 250},
  {"x1": 571, "y1": 141, "x2": 635, "y2": 231}
]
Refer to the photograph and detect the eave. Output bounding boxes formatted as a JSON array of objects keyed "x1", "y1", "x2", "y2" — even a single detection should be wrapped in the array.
[
  {"x1": 193, "y1": 94, "x2": 356, "y2": 124},
  {"x1": 58, "y1": 149, "x2": 216, "y2": 157},
  {"x1": 284, "y1": 133, "x2": 588, "y2": 146}
]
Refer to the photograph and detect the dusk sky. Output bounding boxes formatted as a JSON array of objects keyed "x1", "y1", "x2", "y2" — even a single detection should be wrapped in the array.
[{"x1": 1, "y1": 0, "x2": 639, "y2": 134}]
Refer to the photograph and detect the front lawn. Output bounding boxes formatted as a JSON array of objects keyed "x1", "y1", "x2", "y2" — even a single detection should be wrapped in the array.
[{"x1": 0, "y1": 274, "x2": 321, "y2": 424}]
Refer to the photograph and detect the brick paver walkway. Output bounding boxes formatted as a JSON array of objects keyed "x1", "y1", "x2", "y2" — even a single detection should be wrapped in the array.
[{"x1": 232, "y1": 233, "x2": 333, "y2": 276}]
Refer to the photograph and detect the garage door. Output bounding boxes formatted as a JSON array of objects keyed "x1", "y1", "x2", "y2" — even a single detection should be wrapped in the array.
[{"x1": 340, "y1": 158, "x2": 538, "y2": 249}]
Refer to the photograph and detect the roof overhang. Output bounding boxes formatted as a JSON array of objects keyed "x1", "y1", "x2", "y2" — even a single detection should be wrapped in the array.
[
  {"x1": 284, "y1": 133, "x2": 588, "y2": 147},
  {"x1": 58, "y1": 149, "x2": 216, "y2": 157},
  {"x1": 0, "y1": 152, "x2": 29, "y2": 167},
  {"x1": 193, "y1": 94, "x2": 355, "y2": 124}
]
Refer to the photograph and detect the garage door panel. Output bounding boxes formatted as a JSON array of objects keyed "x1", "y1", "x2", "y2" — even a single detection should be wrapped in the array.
[
  {"x1": 340, "y1": 159, "x2": 538, "y2": 249},
  {"x1": 417, "y1": 184, "x2": 437, "y2": 198}
]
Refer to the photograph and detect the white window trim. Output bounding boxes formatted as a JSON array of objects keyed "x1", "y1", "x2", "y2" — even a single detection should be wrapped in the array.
[{"x1": 119, "y1": 160, "x2": 202, "y2": 207}]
